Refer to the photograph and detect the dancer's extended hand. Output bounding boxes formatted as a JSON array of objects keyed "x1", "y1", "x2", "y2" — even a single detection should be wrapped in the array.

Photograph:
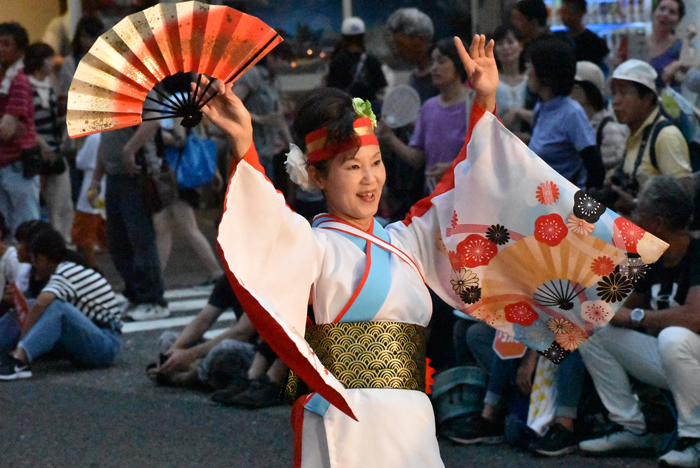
[
  {"x1": 454, "y1": 35, "x2": 498, "y2": 113},
  {"x1": 195, "y1": 76, "x2": 253, "y2": 161}
]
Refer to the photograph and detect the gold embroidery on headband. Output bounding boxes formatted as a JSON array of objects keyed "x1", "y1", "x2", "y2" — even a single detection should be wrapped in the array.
[
  {"x1": 305, "y1": 137, "x2": 328, "y2": 154},
  {"x1": 305, "y1": 125, "x2": 375, "y2": 155}
]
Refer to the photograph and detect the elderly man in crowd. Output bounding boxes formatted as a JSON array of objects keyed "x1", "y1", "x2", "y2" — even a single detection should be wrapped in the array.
[
  {"x1": 386, "y1": 8, "x2": 437, "y2": 103},
  {"x1": 578, "y1": 175, "x2": 700, "y2": 468},
  {"x1": 606, "y1": 59, "x2": 691, "y2": 215}
]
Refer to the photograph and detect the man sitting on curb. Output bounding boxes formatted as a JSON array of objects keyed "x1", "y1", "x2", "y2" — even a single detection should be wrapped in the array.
[
  {"x1": 0, "y1": 228, "x2": 121, "y2": 379},
  {"x1": 148, "y1": 274, "x2": 257, "y2": 389},
  {"x1": 578, "y1": 175, "x2": 700, "y2": 467}
]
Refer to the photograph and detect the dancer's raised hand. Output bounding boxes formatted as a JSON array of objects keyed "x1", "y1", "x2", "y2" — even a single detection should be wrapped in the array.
[
  {"x1": 454, "y1": 35, "x2": 498, "y2": 113},
  {"x1": 195, "y1": 76, "x2": 253, "y2": 160}
]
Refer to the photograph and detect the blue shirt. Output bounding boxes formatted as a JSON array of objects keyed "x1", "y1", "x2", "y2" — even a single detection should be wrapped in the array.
[{"x1": 529, "y1": 96, "x2": 596, "y2": 188}]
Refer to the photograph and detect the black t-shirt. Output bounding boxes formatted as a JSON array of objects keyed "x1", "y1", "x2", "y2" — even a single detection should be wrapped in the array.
[
  {"x1": 634, "y1": 237, "x2": 700, "y2": 309},
  {"x1": 326, "y1": 49, "x2": 387, "y2": 102},
  {"x1": 208, "y1": 274, "x2": 244, "y2": 319},
  {"x1": 571, "y1": 29, "x2": 610, "y2": 66}
]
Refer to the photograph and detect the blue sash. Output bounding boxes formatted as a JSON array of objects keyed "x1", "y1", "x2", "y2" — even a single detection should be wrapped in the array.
[{"x1": 305, "y1": 216, "x2": 393, "y2": 415}]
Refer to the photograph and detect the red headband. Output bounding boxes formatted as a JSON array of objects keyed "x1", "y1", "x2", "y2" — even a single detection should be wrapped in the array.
[{"x1": 304, "y1": 117, "x2": 378, "y2": 164}]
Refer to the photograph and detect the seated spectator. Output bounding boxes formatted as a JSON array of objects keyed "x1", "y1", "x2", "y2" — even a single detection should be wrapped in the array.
[
  {"x1": 605, "y1": 60, "x2": 691, "y2": 215},
  {"x1": 0, "y1": 22, "x2": 39, "y2": 234},
  {"x1": 558, "y1": 0, "x2": 610, "y2": 71},
  {"x1": 0, "y1": 212, "x2": 21, "y2": 299},
  {"x1": 386, "y1": 8, "x2": 438, "y2": 103},
  {"x1": 578, "y1": 175, "x2": 700, "y2": 467},
  {"x1": 447, "y1": 321, "x2": 585, "y2": 456},
  {"x1": 210, "y1": 341, "x2": 288, "y2": 409},
  {"x1": 15, "y1": 219, "x2": 55, "y2": 298},
  {"x1": 569, "y1": 61, "x2": 628, "y2": 180},
  {"x1": 147, "y1": 274, "x2": 256, "y2": 389},
  {"x1": 0, "y1": 228, "x2": 121, "y2": 380},
  {"x1": 526, "y1": 37, "x2": 604, "y2": 189}
]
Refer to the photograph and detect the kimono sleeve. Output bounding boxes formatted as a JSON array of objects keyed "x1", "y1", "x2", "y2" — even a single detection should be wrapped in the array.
[
  {"x1": 387, "y1": 103, "x2": 668, "y2": 362},
  {"x1": 218, "y1": 145, "x2": 356, "y2": 419}
]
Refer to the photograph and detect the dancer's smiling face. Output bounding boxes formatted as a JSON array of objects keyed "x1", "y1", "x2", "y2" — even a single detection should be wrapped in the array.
[{"x1": 309, "y1": 145, "x2": 385, "y2": 231}]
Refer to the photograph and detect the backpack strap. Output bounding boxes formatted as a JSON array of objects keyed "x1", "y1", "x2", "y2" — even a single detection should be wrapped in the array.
[
  {"x1": 596, "y1": 116, "x2": 614, "y2": 148},
  {"x1": 648, "y1": 120, "x2": 674, "y2": 172},
  {"x1": 632, "y1": 112, "x2": 664, "y2": 178}
]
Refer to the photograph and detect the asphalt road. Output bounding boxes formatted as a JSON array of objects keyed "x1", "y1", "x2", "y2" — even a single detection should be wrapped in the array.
[{"x1": 1, "y1": 209, "x2": 661, "y2": 467}]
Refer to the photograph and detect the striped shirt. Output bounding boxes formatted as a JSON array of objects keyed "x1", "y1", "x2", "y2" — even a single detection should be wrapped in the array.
[
  {"x1": 43, "y1": 262, "x2": 122, "y2": 330},
  {"x1": 29, "y1": 76, "x2": 62, "y2": 150},
  {"x1": 0, "y1": 70, "x2": 37, "y2": 167}
]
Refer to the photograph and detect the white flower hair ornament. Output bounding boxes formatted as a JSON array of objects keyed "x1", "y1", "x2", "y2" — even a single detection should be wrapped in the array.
[{"x1": 284, "y1": 143, "x2": 315, "y2": 192}]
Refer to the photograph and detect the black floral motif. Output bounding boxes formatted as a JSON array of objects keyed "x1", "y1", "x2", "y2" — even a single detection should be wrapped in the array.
[
  {"x1": 619, "y1": 256, "x2": 649, "y2": 285},
  {"x1": 538, "y1": 342, "x2": 571, "y2": 364},
  {"x1": 460, "y1": 286, "x2": 482, "y2": 304},
  {"x1": 573, "y1": 190, "x2": 606, "y2": 223},
  {"x1": 486, "y1": 224, "x2": 510, "y2": 245},
  {"x1": 596, "y1": 272, "x2": 633, "y2": 303}
]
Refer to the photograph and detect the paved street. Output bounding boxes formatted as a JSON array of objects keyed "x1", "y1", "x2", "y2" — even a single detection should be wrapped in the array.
[{"x1": 1, "y1": 209, "x2": 661, "y2": 467}]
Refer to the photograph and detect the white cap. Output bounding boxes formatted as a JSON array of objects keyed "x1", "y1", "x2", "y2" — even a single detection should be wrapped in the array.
[
  {"x1": 575, "y1": 61, "x2": 606, "y2": 96},
  {"x1": 342, "y1": 17, "x2": 366, "y2": 36},
  {"x1": 611, "y1": 59, "x2": 658, "y2": 94}
]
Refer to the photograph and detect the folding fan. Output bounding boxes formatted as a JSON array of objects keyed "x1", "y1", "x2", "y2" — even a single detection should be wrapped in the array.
[{"x1": 66, "y1": 1, "x2": 282, "y2": 138}]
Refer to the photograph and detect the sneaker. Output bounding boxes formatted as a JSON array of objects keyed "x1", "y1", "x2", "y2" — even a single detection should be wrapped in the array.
[
  {"x1": 220, "y1": 375, "x2": 283, "y2": 409},
  {"x1": 579, "y1": 428, "x2": 665, "y2": 457},
  {"x1": 530, "y1": 423, "x2": 579, "y2": 456},
  {"x1": 658, "y1": 437, "x2": 700, "y2": 467},
  {"x1": 126, "y1": 303, "x2": 170, "y2": 321},
  {"x1": 0, "y1": 355, "x2": 32, "y2": 380},
  {"x1": 210, "y1": 379, "x2": 251, "y2": 406},
  {"x1": 445, "y1": 414, "x2": 504, "y2": 445}
]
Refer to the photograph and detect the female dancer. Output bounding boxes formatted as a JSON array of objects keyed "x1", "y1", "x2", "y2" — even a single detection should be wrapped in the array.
[{"x1": 200, "y1": 35, "x2": 496, "y2": 467}]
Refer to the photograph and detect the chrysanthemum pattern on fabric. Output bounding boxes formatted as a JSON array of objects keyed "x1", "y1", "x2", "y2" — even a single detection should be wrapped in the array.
[{"x1": 433, "y1": 112, "x2": 667, "y2": 364}]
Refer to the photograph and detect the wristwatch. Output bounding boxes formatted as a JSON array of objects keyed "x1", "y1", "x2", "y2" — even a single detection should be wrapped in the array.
[{"x1": 630, "y1": 308, "x2": 645, "y2": 326}]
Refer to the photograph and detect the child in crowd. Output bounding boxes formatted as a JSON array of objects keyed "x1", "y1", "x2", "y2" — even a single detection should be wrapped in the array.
[
  {"x1": 70, "y1": 133, "x2": 106, "y2": 268},
  {"x1": 0, "y1": 228, "x2": 121, "y2": 380}
]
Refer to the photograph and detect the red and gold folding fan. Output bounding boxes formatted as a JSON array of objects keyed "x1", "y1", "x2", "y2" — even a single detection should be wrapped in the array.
[{"x1": 66, "y1": 1, "x2": 282, "y2": 137}]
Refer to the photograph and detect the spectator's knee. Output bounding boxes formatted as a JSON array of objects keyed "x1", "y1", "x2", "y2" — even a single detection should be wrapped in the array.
[{"x1": 658, "y1": 326, "x2": 696, "y2": 365}]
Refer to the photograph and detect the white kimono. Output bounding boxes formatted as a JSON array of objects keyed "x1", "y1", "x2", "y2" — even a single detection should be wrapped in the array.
[{"x1": 217, "y1": 104, "x2": 666, "y2": 468}]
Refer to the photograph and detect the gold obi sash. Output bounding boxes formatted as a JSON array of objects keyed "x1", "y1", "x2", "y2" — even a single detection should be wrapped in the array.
[{"x1": 286, "y1": 321, "x2": 427, "y2": 403}]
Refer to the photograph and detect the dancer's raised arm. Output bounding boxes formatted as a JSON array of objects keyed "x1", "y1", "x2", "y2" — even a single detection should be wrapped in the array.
[
  {"x1": 454, "y1": 35, "x2": 498, "y2": 113},
  {"x1": 196, "y1": 77, "x2": 253, "y2": 162}
]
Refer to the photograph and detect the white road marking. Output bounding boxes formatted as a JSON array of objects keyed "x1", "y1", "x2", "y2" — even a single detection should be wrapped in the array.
[
  {"x1": 168, "y1": 298, "x2": 208, "y2": 312},
  {"x1": 122, "y1": 311, "x2": 237, "y2": 333},
  {"x1": 164, "y1": 286, "x2": 213, "y2": 300}
]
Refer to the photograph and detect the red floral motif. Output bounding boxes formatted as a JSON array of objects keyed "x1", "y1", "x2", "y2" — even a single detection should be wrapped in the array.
[
  {"x1": 591, "y1": 256, "x2": 615, "y2": 277},
  {"x1": 448, "y1": 251, "x2": 466, "y2": 271},
  {"x1": 456, "y1": 234, "x2": 498, "y2": 268},
  {"x1": 534, "y1": 214, "x2": 568, "y2": 247},
  {"x1": 451, "y1": 211, "x2": 459, "y2": 229},
  {"x1": 536, "y1": 181, "x2": 560, "y2": 205},
  {"x1": 504, "y1": 301, "x2": 538, "y2": 326},
  {"x1": 613, "y1": 217, "x2": 645, "y2": 254}
]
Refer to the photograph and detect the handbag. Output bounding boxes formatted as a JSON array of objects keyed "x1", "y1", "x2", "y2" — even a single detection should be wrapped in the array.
[
  {"x1": 141, "y1": 152, "x2": 178, "y2": 214},
  {"x1": 165, "y1": 128, "x2": 218, "y2": 189},
  {"x1": 20, "y1": 146, "x2": 66, "y2": 178}
]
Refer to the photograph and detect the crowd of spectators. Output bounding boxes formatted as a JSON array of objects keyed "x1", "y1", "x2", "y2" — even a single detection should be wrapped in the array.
[{"x1": 0, "y1": 0, "x2": 700, "y2": 465}]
